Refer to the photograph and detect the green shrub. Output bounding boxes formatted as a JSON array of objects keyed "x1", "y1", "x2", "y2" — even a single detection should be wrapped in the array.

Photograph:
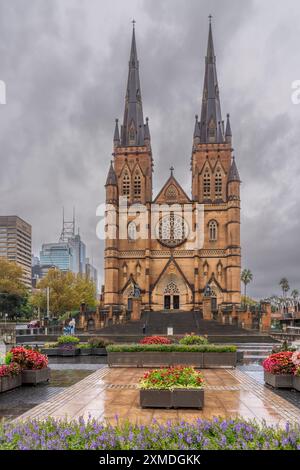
[
  {"x1": 179, "y1": 334, "x2": 208, "y2": 345},
  {"x1": 140, "y1": 366, "x2": 204, "y2": 390},
  {"x1": 44, "y1": 342, "x2": 57, "y2": 349},
  {"x1": 106, "y1": 344, "x2": 237, "y2": 353},
  {"x1": 57, "y1": 335, "x2": 80, "y2": 345},
  {"x1": 79, "y1": 343, "x2": 91, "y2": 349},
  {"x1": 4, "y1": 352, "x2": 12, "y2": 365},
  {"x1": 88, "y1": 337, "x2": 112, "y2": 348}
]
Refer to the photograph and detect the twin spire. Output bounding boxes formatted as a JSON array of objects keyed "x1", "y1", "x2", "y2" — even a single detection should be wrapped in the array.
[
  {"x1": 114, "y1": 18, "x2": 234, "y2": 152},
  {"x1": 114, "y1": 23, "x2": 150, "y2": 147}
]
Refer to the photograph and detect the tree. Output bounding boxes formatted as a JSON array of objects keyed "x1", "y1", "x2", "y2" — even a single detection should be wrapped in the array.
[
  {"x1": 241, "y1": 269, "x2": 253, "y2": 305},
  {"x1": 291, "y1": 289, "x2": 299, "y2": 312},
  {"x1": 30, "y1": 268, "x2": 97, "y2": 318},
  {"x1": 0, "y1": 259, "x2": 28, "y2": 319},
  {"x1": 279, "y1": 278, "x2": 290, "y2": 298}
]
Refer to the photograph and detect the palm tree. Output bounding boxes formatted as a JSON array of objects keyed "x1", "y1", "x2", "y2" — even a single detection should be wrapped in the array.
[
  {"x1": 241, "y1": 269, "x2": 253, "y2": 305},
  {"x1": 291, "y1": 289, "x2": 299, "y2": 312},
  {"x1": 279, "y1": 278, "x2": 290, "y2": 298}
]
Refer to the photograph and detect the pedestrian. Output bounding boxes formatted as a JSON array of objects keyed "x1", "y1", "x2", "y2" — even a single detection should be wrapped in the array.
[
  {"x1": 69, "y1": 318, "x2": 76, "y2": 335},
  {"x1": 142, "y1": 323, "x2": 146, "y2": 335}
]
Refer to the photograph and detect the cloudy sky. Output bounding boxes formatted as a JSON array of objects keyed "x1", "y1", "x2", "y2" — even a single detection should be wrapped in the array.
[{"x1": 0, "y1": 0, "x2": 300, "y2": 299}]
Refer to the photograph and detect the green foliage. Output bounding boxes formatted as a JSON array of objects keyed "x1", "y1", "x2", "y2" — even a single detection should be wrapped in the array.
[
  {"x1": 79, "y1": 343, "x2": 91, "y2": 350},
  {"x1": 30, "y1": 269, "x2": 97, "y2": 317},
  {"x1": 107, "y1": 344, "x2": 237, "y2": 353},
  {"x1": 179, "y1": 335, "x2": 208, "y2": 345},
  {"x1": 4, "y1": 352, "x2": 12, "y2": 365},
  {"x1": 88, "y1": 337, "x2": 112, "y2": 348},
  {"x1": 57, "y1": 335, "x2": 80, "y2": 345}
]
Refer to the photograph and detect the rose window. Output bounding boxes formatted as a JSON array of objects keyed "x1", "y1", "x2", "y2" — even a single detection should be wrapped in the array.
[{"x1": 156, "y1": 213, "x2": 188, "y2": 248}]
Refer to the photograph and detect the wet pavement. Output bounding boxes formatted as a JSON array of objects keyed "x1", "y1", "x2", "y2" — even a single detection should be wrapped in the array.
[{"x1": 0, "y1": 363, "x2": 106, "y2": 422}]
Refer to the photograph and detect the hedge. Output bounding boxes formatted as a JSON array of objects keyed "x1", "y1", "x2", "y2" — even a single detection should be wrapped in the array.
[{"x1": 106, "y1": 344, "x2": 237, "y2": 353}]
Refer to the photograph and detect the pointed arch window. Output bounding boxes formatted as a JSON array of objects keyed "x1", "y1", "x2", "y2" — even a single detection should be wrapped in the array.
[
  {"x1": 209, "y1": 220, "x2": 218, "y2": 242},
  {"x1": 134, "y1": 172, "x2": 142, "y2": 197},
  {"x1": 203, "y1": 169, "x2": 211, "y2": 197},
  {"x1": 122, "y1": 171, "x2": 131, "y2": 196},
  {"x1": 208, "y1": 118, "x2": 216, "y2": 142},
  {"x1": 129, "y1": 121, "x2": 136, "y2": 145},
  {"x1": 128, "y1": 221, "x2": 137, "y2": 241},
  {"x1": 215, "y1": 169, "x2": 222, "y2": 197}
]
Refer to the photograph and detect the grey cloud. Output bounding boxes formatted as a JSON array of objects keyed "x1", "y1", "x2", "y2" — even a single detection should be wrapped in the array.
[{"x1": 0, "y1": 0, "x2": 299, "y2": 298}]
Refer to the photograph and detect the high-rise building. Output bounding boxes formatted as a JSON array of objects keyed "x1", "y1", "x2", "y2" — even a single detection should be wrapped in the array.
[
  {"x1": 40, "y1": 242, "x2": 74, "y2": 272},
  {"x1": 0, "y1": 216, "x2": 32, "y2": 289},
  {"x1": 85, "y1": 257, "x2": 98, "y2": 290}
]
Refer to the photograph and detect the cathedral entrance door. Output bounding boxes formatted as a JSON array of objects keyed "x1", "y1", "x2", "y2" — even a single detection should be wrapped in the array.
[
  {"x1": 164, "y1": 295, "x2": 171, "y2": 310},
  {"x1": 173, "y1": 295, "x2": 180, "y2": 309}
]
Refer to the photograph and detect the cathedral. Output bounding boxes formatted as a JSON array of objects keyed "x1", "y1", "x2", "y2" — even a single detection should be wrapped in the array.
[{"x1": 104, "y1": 19, "x2": 241, "y2": 313}]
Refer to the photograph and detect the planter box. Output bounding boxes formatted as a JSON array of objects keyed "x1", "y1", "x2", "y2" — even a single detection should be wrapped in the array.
[
  {"x1": 203, "y1": 352, "x2": 237, "y2": 368},
  {"x1": 91, "y1": 348, "x2": 107, "y2": 356},
  {"x1": 264, "y1": 371, "x2": 293, "y2": 388},
  {"x1": 108, "y1": 351, "x2": 236, "y2": 368},
  {"x1": 21, "y1": 367, "x2": 51, "y2": 385},
  {"x1": 79, "y1": 348, "x2": 92, "y2": 356},
  {"x1": 293, "y1": 375, "x2": 300, "y2": 392},
  {"x1": 41, "y1": 348, "x2": 59, "y2": 356},
  {"x1": 140, "y1": 389, "x2": 204, "y2": 409},
  {"x1": 0, "y1": 374, "x2": 22, "y2": 393},
  {"x1": 57, "y1": 348, "x2": 80, "y2": 356}
]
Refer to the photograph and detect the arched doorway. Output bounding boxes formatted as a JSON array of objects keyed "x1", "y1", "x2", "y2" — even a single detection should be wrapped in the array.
[
  {"x1": 164, "y1": 281, "x2": 180, "y2": 310},
  {"x1": 87, "y1": 318, "x2": 95, "y2": 331}
]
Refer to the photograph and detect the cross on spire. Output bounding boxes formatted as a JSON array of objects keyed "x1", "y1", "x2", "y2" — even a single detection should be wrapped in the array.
[
  {"x1": 208, "y1": 14, "x2": 212, "y2": 24},
  {"x1": 132, "y1": 18, "x2": 136, "y2": 28},
  {"x1": 170, "y1": 166, "x2": 174, "y2": 176}
]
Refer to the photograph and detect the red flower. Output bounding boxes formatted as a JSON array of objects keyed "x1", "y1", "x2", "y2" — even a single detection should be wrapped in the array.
[
  {"x1": 140, "y1": 336, "x2": 172, "y2": 345},
  {"x1": 262, "y1": 351, "x2": 295, "y2": 375},
  {"x1": 10, "y1": 347, "x2": 48, "y2": 370}
]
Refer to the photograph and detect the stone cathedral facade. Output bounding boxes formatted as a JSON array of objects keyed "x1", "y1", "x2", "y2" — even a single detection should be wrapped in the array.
[{"x1": 104, "y1": 21, "x2": 241, "y2": 313}]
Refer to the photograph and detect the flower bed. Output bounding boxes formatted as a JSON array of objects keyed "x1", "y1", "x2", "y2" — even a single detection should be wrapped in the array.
[
  {"x1": 139, "y1": 366, "x2": 204, "y2": 409},
  {"x1": 10, "y1": 347, "x2": 50, "y2": 385},
  {"x1": 263, "y1": 351, "x2": 295, "y2": 388},
  {"x1": 0, "y1": 363, "x2": 22, "y2": 393},
  {"x1": 1, "y1": 417, "x2": 300, "y2": 449},
  {"x1": 140, "y1": 336, "x2": 172, "y2": 345},
  {"x1": 179, "y1": 334, "x2": 208, "y2": 345},
  {"x1": 107, "y1": 344, "x2": 237, "y2": 368}
]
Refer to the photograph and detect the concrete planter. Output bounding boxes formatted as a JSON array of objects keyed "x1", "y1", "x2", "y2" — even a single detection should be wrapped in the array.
[
  {"x1": 264, "y1": 371, "x2": 293, "y2": 388},
  {"x1": 91, "y1": 347, "x2": 107, "y2": 356},
  {"x1": 293, "y1": 375, "x2": 300, "y2": 392},
  {"x1": 0, "y1": 374, "x2": 22, "y2": 393},
  {"x1": 108, "y1": 351, "x2": 236, "y2": 368},
  {"x1": 79, "y1": 348, "x2": 93, "y2": 356},
  {"x1": 41, "y1": 348, "x2": 59, "y2": 356},
  {"x1": 57, "y1": 348, "x2": 80, "y2": 356},
  {"x1": 140, "y1": 389, "x2": 204, "y2": 409},
  {"x1": 21, "y1": 367, "x2": 51, "y2": 385},
  {"x1": 203, "y1": 352, "x2": 237, "y2": 368}
]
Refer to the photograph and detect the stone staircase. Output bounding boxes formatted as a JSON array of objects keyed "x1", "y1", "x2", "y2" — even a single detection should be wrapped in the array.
[{"x1": 92, "y1": 310, "x2": 276, "y2": 343}]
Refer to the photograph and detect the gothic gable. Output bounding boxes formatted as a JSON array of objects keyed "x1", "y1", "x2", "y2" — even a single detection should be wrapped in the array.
[{"x1": 154, "y1": 174, "x2": 191, "y2": 204}]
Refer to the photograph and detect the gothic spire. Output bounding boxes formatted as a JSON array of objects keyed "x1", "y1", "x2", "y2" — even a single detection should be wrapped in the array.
[
  {"x1": 113, "y1": 119, "x2": 120, "y2": 146},
  {"x1": 199, "y1": 17, "x2": 223, "y2": 143},
  {"x1": 121, "y1": 22, "x2": 145, "y2": 146},
  {"x1": 225, "y1": 113, "x2": 232, "y2": 143},
  {"x1": 105, "y1": 161, "x2": 117, "y2": 186},
  {"x1": 228, "y1": 156, "x2": 241, "y2": 183}
]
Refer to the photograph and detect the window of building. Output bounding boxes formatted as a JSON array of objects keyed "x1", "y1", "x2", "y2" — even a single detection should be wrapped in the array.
[
  {"x1": 122, "y1": 172, "x2": 130, "y2": 196},
  {"x1": 203, "y1": 169, "x2": 211, "y2": 197},
  {"x1": 209, "y1": 220, "x2": 218, "y2": 241},
  {"x1": 215, "y1": 170, "x2": 222, "y2": 197},
  {"x1": 134, "y1": 173, "x2": 141, "y2": 197},
  {"x1": 128, "y1": 221, "x2": 137, "y2": 241}
]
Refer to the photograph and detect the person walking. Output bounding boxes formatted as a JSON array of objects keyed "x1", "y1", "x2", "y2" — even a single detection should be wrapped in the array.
[{"x1": 69, "y1": 318, "x2": 76, "y2": 336}]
